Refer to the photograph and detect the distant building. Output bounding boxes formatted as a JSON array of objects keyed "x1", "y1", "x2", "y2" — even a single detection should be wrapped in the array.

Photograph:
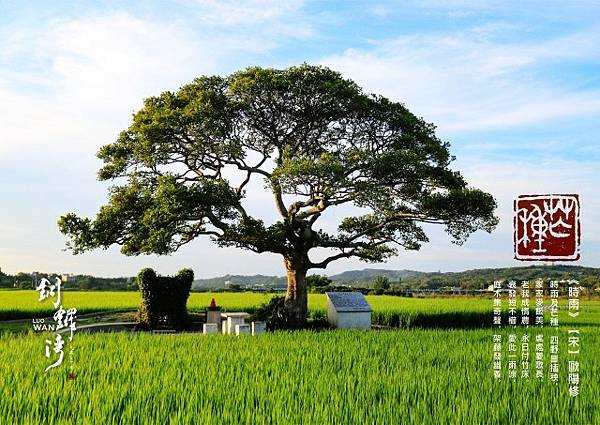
[{"x1": 326, "y1": 292, "x2": 372, "y2": 329}]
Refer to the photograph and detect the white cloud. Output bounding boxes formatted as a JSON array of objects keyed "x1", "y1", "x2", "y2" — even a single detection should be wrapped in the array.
[
  {"x1": 0, "y1": 14, "x2": 199, "y2": 157},
  {"x1": 181, "y1": 0, "x2": 314, "y2": 39},
  {"x1": 0, "y1": 9, "x2": 305, "y2": 159},
  {"x1": 2, "y1": 6, "x2": 599, "y2": 275},
  {"x1": 0, "y1": 9, "x2": 305, "y2": 275},
  {"x1": 460, "y1": 156, "x2": 600, "y2": 237},
  {"x1": 320, "y1": 27, "x2": 600, "y2": 133},
  {"x1": 190, "y1": 0, "x2": 304, "y2": 25}
]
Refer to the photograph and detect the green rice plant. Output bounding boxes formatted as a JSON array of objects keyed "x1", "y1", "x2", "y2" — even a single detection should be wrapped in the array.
[
  {"x1": 1, "y1": 292, "x2": 598, "y2": 423},
  {"x1": 0, "y1": 291, "x2": 277, "y2": 321},
  {"x1": 0, "y1": 327, "x2": 598, "y2": 424}
]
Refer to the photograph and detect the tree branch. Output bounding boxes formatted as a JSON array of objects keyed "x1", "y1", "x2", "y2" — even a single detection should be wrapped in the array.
[
  {"x1": 309, "y1": 240, "x2": 390, "y2": 269},
  {"x1": 340, "y1": 213, "x2": 446, "y2": 244},
  {"x1": 309, "y1": 250, "x2": 357, "y2": 269}
]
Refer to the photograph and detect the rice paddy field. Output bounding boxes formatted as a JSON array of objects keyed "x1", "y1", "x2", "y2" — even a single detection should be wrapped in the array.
[
  {"x1": 0, "y1": 290, "x2": 496, "y2": 325},
  {"x1": 1, "y1": 290, "x2": 599, "y2": 424}
]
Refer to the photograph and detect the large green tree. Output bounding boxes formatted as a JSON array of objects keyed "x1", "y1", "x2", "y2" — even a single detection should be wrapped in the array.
[{"x1": 58, "y1": 65, "x2": 498, "y2": 326}]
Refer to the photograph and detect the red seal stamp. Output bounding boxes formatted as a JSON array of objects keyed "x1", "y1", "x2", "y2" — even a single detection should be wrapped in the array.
[{"x1": 514, "y1": 194, "x2": 580, "y2": 261}]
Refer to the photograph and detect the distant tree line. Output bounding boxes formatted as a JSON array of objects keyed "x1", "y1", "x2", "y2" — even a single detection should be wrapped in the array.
[
  {"x1": 394, "y1": 266, "x2": 600, "y2": 291},
  {"x1": 1, "y1": 265, "x2": 598, "y2": 293},
  {"x1": 0, "y1": 270, "x2": 136, "y2": 291},
  {"x1": 308, "y1": 266, "x2": 600, "y2": 296}
]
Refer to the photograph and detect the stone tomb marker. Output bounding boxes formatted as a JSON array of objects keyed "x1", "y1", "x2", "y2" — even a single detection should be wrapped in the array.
[
  {"x1": 203, "y1": 323, "x2": 219, "y2": 334},
  {"x1": 221, "y1": 312, "x2": 249, "y2": 334},
  {"x1": 235, "y1": 324, "x2": 251, "y2": 335},
  {"x1": 251, "y1": 321, "x2": 266, "y2": 334}
]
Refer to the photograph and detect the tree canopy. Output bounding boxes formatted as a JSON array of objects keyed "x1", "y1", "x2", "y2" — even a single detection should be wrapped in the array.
[{"x1": 58, "y1": 64, "x2": 498, "y2": 326}]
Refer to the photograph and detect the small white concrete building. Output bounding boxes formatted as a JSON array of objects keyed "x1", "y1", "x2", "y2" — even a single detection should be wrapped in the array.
[{"x1": 326, "y1": 292, "x2": 372, "y2": 329}]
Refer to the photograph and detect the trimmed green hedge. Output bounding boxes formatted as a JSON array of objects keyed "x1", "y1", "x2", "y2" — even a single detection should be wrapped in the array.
[{"x1": 137, "y1": 268, "x2": 193, "y2": 330}]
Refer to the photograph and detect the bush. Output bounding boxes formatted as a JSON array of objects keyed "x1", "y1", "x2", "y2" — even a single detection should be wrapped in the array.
[
  {"x1": 137, "y1": 268, "x2": 193, "y2": 330},
  {"x1": 250, "y1": 296, "x2": 292, "y2": 330}
]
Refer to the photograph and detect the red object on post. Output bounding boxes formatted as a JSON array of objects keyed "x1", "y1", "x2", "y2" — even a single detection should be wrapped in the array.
[{"x1": 209, "y1": 298, "x2": 217, "y2": 311}]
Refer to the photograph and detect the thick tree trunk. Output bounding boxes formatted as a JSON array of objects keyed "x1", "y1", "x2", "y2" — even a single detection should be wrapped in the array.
[{"x1": 284, "y1": 255, "x2": 308, "y2": 328}]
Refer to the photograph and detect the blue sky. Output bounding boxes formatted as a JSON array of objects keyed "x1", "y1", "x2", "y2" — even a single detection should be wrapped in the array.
[{"x1": 0, "y1": 0, "x2": 599, "y2": 277}]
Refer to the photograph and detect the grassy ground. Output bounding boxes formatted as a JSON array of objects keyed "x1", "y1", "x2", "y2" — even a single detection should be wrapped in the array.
[
  {"x1": 0, "y1": 290, "x2": 274, "y2": 320},
  {"x1": 1, "y1": 291, "x2": 598, "y2": 424},
  {"x1": 1, "y1": 328, "x2": 598, "y2": 424},
  {"x1": 2, "y1": 290, "x2": 598, "y2": 327},
  {"x1": 0, "y1": 289, "x2": 509, "y2": 320}
]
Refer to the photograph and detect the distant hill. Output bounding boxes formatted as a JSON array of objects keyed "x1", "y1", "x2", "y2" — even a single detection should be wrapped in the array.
[
  {"x1": 400, "y1": 265, "x2": 600, "y2": 289},
  {"x1": 192, "y1": 265, "x2": 600, "y2": 290},
  {"x1": 328, "y1": 269, "x2": 425, "y2": 285},
  {"x1": 5, "y1": 265, "x2": 596, "y2": 291},
  {"x1": 192, "y1": 274, "x2": 287, "y2": 290},
  {"x1": 191, "y1": 269, "x2": 423, "y2": 290}
]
